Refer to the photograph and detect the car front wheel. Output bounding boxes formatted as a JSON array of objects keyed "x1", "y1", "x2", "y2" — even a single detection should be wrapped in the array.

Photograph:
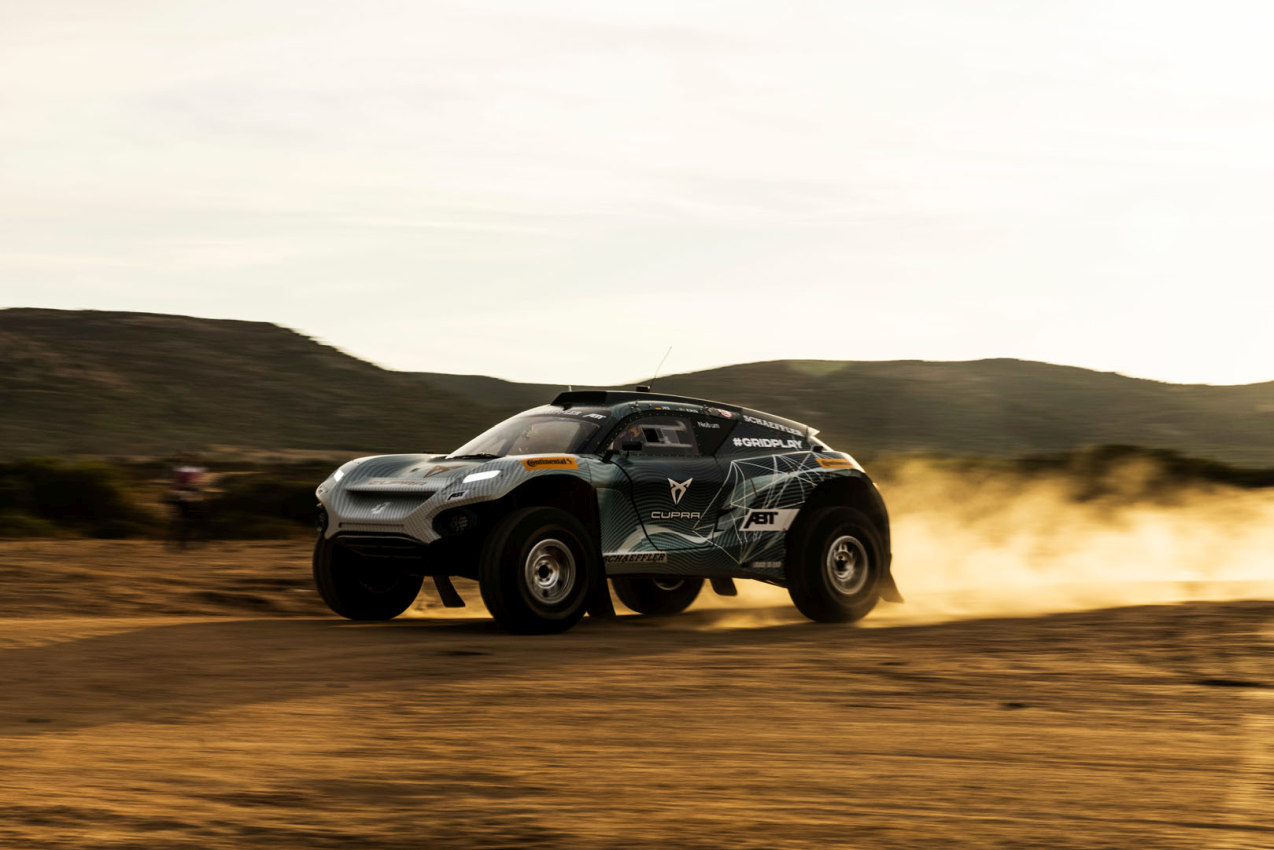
[
  {"x1": 785, "y1": 507, "x2": 881, "y2": 623},
  {"x1": 313, "y1": 536, "x2": 424, "y2": 620},
  {"x1": 478, "y1": 506, "x2": 597, "y2": 634}
]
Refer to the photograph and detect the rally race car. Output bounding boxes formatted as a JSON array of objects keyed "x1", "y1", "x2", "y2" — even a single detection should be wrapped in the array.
[{"x1": 313, "y1": 389, "x2": 902, "y2": 633}]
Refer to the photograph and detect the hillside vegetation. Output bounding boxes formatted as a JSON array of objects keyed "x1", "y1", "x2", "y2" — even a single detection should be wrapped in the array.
[
  {"x1": 3, "y1": 445, "x2": 1272, "y2": 540},
  {"x1": 651, "y1": 359, "x2": 1274, "y2": 463},
  {"x1": 0, "y1": 309, "x2": 496, "y2": 457},
  {"x1": 4, "y1": 308, "x2": 1274, "y2": 463}
]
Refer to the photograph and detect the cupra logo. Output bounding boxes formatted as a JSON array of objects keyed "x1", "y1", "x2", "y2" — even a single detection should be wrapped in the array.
[
  {"x1": 667, "y1": 478, "x2": 692, "y2": 505},
  {"x1": 370, "y1": 502, "x2": 390, "y2": 515}
]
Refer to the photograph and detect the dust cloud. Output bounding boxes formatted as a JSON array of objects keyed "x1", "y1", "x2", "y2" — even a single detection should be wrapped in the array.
[{"x1": 700, "y1": 455, "x2": 1274, "y2": 628}]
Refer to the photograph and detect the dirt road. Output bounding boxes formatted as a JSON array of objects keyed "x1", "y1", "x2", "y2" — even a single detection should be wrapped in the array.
[{"x1": 0, "y1": 541, "x2": 1271, "y2": 848}]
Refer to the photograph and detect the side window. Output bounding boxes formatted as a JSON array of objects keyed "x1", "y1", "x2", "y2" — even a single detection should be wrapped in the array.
[
  {"x1": 610, "y1": 416, "x2": 700, "y2": 457},
  {"x1": 692, "y1": 417, "x2": 733, "y2": 455}
]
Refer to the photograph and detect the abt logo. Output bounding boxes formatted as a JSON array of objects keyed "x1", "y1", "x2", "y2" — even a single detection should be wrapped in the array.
[
  {"x1": 740, "y1": 508, "x2": 797, "y2": 532},
  {"x1": 742, "y1": 510, "x2": 779, "y2": 529}
]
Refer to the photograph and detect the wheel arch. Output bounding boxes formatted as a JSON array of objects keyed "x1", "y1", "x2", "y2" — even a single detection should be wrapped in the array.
[
  {"x1": 429, "y1": 474, "x2": 601, "y2": 582},
  {"x1": 792, "y1": 473, "x2": 902, "y2": 602},
  {"x1": 499, "y1": 475, "x2": 601, "y2": 548}
]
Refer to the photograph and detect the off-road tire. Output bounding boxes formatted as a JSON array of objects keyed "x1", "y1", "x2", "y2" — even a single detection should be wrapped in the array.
[
  {"x1": 313, "y1": 536, "x2": 424, "y2": 620},
  {"x1": 612, "y1": 576, "x2": 703, "y2": 616},
  {"x1": 478, "y1": 506, "x2": 597, "y2": 634},
  {"x1": 785, "y1": 506, "x2": 881, "y2": 623}
]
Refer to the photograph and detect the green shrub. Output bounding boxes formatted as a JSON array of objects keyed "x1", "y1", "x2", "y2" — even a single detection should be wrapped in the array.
[
  {"x1": 0, "y1": 511, "x2": 62, "y2": 538},
  {"x1": 0, "y1": 458, "x2": 157, "y2": 537},
  {"x1": 203, "y1": 473, "x2": 317, "y2": 538}
]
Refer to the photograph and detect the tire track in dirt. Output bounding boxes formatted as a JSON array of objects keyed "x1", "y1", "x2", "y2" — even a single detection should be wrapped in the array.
[{"x1": 1212, "y1": 623, "x2": 1274, "y2": 850}]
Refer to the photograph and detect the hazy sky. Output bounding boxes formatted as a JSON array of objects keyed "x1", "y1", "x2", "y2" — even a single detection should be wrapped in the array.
[{"x1": 3, "y1": 1, "x2": 1273, "y2": 385}]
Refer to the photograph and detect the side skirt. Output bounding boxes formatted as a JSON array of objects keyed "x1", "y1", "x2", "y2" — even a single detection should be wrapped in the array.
[{"x1": 603, "y1": 547, "x2": 785, "y2": 583}]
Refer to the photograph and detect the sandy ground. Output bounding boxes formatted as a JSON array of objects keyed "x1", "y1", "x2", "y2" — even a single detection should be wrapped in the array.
[{"x1": 0, "y1": 540, "x2": 1271, "y2": 848}]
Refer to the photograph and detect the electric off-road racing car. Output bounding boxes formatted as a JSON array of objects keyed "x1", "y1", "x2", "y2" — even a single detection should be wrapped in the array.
[{"x1": 314, "y1": 390, "x2": 902, "y2": 633}]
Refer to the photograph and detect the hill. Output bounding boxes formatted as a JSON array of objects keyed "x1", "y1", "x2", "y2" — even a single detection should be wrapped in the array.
[
  {"x1": 650, "y1": 359, "x2": 1274, "y2": 463},
  {"x1": 3, "y1": 309, "x2": 1274, "y2": 463},
  {"x1": 0, "y1": 309, "x2": 498, "y2": 457},
  {"x1": 417, "y1": 357, "x2": 1274, "y2": 464}
]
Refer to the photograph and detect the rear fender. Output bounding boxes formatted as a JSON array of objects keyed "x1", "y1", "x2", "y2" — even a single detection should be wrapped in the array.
[{"x1": 794, "y1": 473, "x2": 902, "y2": 603}]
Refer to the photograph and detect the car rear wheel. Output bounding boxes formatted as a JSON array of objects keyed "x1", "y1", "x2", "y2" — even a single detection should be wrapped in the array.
[
  {"x1": 478, "y1": 506, "x2": 597, "y2": 634},
  {"x1": 313, "y1": 536, "x2": 424, "y2": 620},
  {"x1": 612, "y1": 576, "x2": 703, "y2": 616},
  {"x1": 785, "y1": 507, "x2": 881, "y2": 623}
]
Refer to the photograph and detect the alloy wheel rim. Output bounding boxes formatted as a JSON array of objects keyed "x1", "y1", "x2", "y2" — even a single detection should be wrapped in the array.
[
  {"x1": 825, "y1": 534, "x2": 869, "y2": 597},
  {"x1": 524, "y1": 538, "x2": 577, "y2": 604}
]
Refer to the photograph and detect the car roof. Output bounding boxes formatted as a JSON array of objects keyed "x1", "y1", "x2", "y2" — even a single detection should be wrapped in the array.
[
  {"x1": 551, "y1": 390, "x2": 816, "y2": 437},
  {"x1": 552, "y1": 389, "x2": 739, "y2": 410}
]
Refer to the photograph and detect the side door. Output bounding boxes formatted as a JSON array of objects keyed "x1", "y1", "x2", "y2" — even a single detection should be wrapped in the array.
[
  {"x1": 711, "y1": 417, "x2": 816, "y2": 566},
  {"x1": 610, "y1": 413, "x2": 725, "y2": 551}
]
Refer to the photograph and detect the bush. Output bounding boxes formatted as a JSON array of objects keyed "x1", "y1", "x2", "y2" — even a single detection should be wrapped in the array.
[
  {"x1": 0, "y1": 458, "x2": 157, "y2": 538},
  {"x1": 203, "y1": 473, "x2": 318, "y2": 538},
  {"x1": 0, "y1": 511, "x2": 62, "y2": 538}
]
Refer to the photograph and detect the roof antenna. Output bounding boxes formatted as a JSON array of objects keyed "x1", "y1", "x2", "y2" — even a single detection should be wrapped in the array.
[{"x1": 642, "y1": 345, "x2": 672, "y2": 392}]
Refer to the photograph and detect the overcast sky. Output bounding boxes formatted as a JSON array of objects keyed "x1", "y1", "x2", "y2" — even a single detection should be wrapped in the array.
[{"x1": 3, "y1": 1, "x2": 1273, "y2": 385}]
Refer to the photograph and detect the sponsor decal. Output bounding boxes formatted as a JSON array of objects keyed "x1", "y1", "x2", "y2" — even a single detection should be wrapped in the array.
[
  {"x1": 739, "y1": 508, "x2": 798, "y2": 531},
  {"x1": 586, "y1": 413, "x2": 607, "y2": 420},
  {"x1": 667, "y1": 477, "x2": 692, "y2": 505},
  {"x1": 364, "y1": 478, "x2": 434, "y2": 487},
  {"x1": 521, "y1": 456, "x2": 579, "y2": 471},
  {"x1": 748, "y1": 561, "x2": 783, "y2": 570},
  {"x1": 742, "y1": 414, "x2": 803, "y2": 436},
  {"x1": 446, "y1": 491, "x2": 467, "y2": 501},
  {"x1": 711, "y1": 408, "x2": 735, "y2": 419},
  {"x1": 421, "y1": 464, "x2": 453, "y2": 478},
  {"x1": 370, "y1": 502, "x2": 390, "y2": 515},
  {"x1": 604, "y1": 552, "x2": 669, "y2": 564},
  {"x1": 696, "y1": 421, "x2": 720, "y2": 429},
  {"x1": 817, "y1": 457, "x2": 855, "y2": 469},
  {"x1": 733, "y1": 437, "x2": 806, "y2": 450},
  {"x1": 651, "y1": 511, "x2": 702, "y2": 520}
]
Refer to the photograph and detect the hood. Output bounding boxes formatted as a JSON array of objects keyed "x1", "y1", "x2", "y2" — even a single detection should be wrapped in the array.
[
  {"x1": 322, "y1": 452, "x2": 588, "y2": 502},
  {"x1": 331, "y1": 455, "x2": 487, "y2": 495}
]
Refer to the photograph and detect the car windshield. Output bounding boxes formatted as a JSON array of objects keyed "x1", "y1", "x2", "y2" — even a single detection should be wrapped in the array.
[{"x1": 448, "y1": 413, "x2": 602, "y2": 459}]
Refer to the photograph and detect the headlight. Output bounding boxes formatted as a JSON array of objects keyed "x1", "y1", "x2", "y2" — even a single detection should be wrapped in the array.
[
  {"x1": 462, "y1": 469, "x2": 501, "y2": 484},
  {"x1": 331, "y1": 457, "x2": 368, "y2": 484}
]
